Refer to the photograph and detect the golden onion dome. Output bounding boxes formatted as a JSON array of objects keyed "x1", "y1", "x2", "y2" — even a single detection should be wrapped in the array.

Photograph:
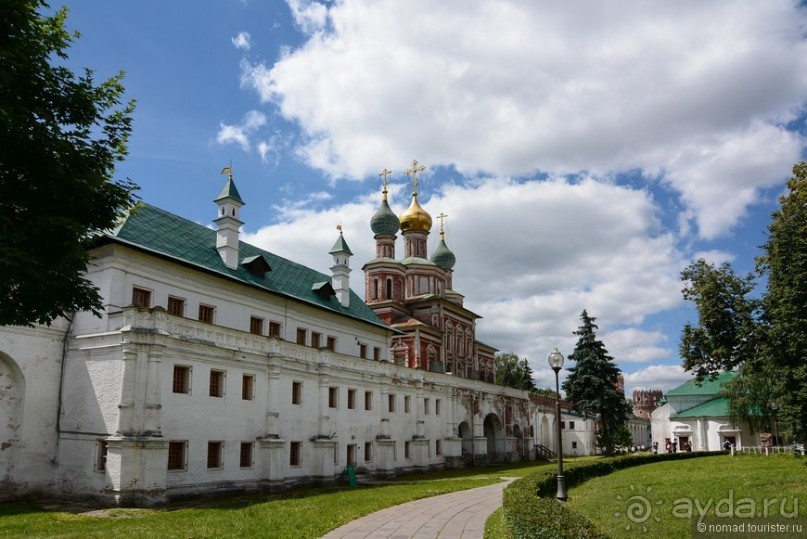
[{"x1": 399, "y1": 192, "x2": 432, "y2": 233}]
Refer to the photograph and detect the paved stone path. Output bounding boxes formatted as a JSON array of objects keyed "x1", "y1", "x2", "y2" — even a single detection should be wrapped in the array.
[{"x1": 321, "y1": 478, "x2": 514, "y2": 539}]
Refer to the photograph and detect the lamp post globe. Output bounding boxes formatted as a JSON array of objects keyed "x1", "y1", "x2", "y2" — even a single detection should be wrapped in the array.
[{"x1": 547, "y1": 347, "x2": 568, "y2": 501}]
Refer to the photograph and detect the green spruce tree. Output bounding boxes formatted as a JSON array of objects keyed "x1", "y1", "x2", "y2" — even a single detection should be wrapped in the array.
[{"x1": 562, "y1": 310, "x2": 631, "y2": 454}]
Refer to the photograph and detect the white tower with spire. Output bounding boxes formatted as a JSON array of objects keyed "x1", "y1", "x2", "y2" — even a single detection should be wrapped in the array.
[
  {"x1": 214, "y1": 167, "x2": 244, "y2": 269},
  {"x1": 329, "y1": 226, "x2": 353, "y2": 307}
]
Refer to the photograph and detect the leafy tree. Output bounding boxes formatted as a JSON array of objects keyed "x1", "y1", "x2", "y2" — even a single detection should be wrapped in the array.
[
  {"x1": 530, "y1": 387, "x2": 558, "y2": 399},
  {"x1": 0, "y1": 1, "x2": 137, "y2": 326},
  {"x1": 679, "y1": 162, "x2": 807, "y2": 442},
  {"x1": 679, "y1": 259, "x2": 762, "y2": 381},
  {"x1": 757, "y1": 162, "x2": 807, "y2": 441},
  {"x1": 720, "y1": 363, "x2": 777, "y2": 435},
  {"x1": 562, "y1": 310, "x2": 631, "y2": 455},
  {"x1": 495, "y1": 352, "x2": 536, "y2": 391}
]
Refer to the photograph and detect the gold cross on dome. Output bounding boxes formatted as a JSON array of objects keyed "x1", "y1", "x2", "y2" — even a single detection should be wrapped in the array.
[
  {"x1": 437, "y1": 212, "x2": 447, "y2": 231},
  {"x1": 404, "y1": 160, "x2": 426, "y2": 193},
  {"x1": 379, "y1": 168, "x2": 392, "y2": 191}
]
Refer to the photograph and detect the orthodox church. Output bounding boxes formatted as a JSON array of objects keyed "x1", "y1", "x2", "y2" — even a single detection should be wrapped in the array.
[
  {"x1": 0, "y1": 164, "x2": 592, "y2": 505},
  {"x1": 363, "y1": 163, "x2": 496, "y2": 382}
]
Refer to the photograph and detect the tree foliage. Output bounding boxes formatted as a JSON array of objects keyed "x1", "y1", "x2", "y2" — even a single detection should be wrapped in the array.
[
  {"x1": 562, "y1": 310, "x2": 631, "y2": 455},
  {"x1": 720, "y1": 363, "x2": 777, "y2": 435},
  {"x1": 0, "y1": 0, "x2": 137, "y2": 326},
  {"x1": 495, "y1": 352, "x2": 536, "y2": 391},
  {"x1": 680, "y1": 162, "x2": 807, "y2": 442},
  {"x1": 679, "y1": 259, "x2": 761, "y2": 381},
  {"x1": 757, "y1": 162, "x2": 807, "y2": 441}
]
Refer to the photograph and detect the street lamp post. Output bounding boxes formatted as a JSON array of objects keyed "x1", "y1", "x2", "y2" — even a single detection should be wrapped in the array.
[{"x1": 548, "y1": 347, "x2": 568, "y2": 501}]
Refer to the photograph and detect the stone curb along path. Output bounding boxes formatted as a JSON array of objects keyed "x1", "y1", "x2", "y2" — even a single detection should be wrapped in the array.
[{"x1": 321, "y1": 478, "x2": 516, "y2": 539}]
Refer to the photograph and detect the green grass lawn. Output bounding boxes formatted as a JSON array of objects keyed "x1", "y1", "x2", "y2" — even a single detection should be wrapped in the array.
[
  {"x1": 565, "y1": 454, "x2": 807, "y2": 538},
  {"x1": 0, "y1": 461, "x2": 552, "y2": 539}
]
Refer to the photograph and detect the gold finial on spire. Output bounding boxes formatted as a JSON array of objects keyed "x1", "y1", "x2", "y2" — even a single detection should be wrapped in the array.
[
  {"x1": 221, "y1": 161, "x2": 233, "y2": 181},
  {"x1": 336, "y1": 224, "x2": 343, "y2": 233},
  {"x1": 404, "y1": 159, "x2": 426, "y2": 195}
]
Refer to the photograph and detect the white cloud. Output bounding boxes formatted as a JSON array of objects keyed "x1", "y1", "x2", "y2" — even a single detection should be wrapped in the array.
[
  {"x1": 216, "y1": 124, "x2": 250, "y2": 152},
  {"x1": 623, "y1": 364, "x2": 692, "y2": 395},
  {"x1": 231, "y1": 31, "x2": 252, "y2": 50},
  {"x1": 241, "y1": 0, "x2": 806, "y2": 239},
  {"x1": 215, "y1": 110, "x2": 267, "y2": 153},
  {"x1": 605, "y1": 328, "x2": 670, "y2": 364},
  {"x1": 286, "y1": 0, "x2": 328, "y2": 34}
]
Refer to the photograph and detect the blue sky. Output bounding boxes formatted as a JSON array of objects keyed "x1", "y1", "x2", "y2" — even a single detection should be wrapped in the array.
[{"x1": 58, "y1": 0, "x2": 807, "y2": 394}]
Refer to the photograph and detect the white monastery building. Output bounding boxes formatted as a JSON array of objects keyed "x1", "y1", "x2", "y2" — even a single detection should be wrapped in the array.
[
  {"x1": 651, "y1": 372, "x2": 764, "y2": 452},
  {"x1": 1, "y1": 165, "x2": 593, "y2": 505}
]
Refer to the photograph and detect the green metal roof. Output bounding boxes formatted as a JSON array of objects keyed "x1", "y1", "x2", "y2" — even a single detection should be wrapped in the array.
[
  {"x1": 664, "y1": 371, "x2": 736, "y2": 398},
  {"x1": 215, "y1": 177, "x2": 244, "y2": 204},
  {"x1": 329, "y1": 232, "x2": 353, "y2": 256},
  {"x1": 673, "y1": 397, "x2": 730, "y2": 418},
  {"x1": 105, "y1": 203, "x2": 390, "y2": 331}
]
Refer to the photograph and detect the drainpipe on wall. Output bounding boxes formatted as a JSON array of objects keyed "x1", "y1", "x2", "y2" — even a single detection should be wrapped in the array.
[{"x1": 52, "y1": 311, "x2": 76, "y2": 466}]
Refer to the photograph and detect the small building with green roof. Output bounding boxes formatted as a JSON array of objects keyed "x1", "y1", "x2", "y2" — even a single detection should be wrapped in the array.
[{"x1": 651, "y1": 371, "x2": 764, "y2": 452}]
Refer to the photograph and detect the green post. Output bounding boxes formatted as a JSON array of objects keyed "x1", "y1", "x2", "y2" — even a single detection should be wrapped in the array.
[{"x1": 345, "y1": 464, "x2": 357, "y2": 487}]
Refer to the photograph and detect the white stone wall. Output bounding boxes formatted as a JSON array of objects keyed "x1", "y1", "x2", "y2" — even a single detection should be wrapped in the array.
[
  {"x1": 2, "y1": 242, "x2": 546, "y2": 503},
  {"x1": 0, "y1": 322, "x2": 68, "y2": 498}
]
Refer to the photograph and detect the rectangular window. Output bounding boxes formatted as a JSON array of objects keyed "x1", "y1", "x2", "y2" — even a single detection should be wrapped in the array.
[
  {"x1": 240, "y1": 442, "x2": 254, "y2": 468},
  {"x1": 167, "y1": 296, "x2": 185, "y2": 316},
  {"x1": 360, "y1": 344, "x2": 368, "y2": 359},
  {"x1": 373, "y1": 347, "x2": 381, "y2": 361},
  {"x1": 132, "y1": 287, "x2": 151, "y2": 308},
  {"x1": 296, "y1": 328, "x2": 307, "y2": 345},
  {"x1": 198, "y1": 304, "x2": 215, "y2": 324},
  {"x1": 292, "y1": 381, "x2": 302, "y2": 405},
  {"x1": 290, "y1": 441, "x2": 302, "y2": 466},
  {"x1": 326, "y1": 336, "x2": 337, "y2": 352},
  {"x1": 172, "y1": 365, "x2": 191, "y2": 394},
  {"x1": 311, "y1": 332, "x2": 321, "y2": 349},
  {"x1": 436, "y1": 439, "x2": 442, "y2": 456},
  {"x1": 207, "y1": 441, "x2": 223, "y2": 469},
  {"x1": 96, "y1": 440, "x2": 108, "y2": 472},
  {"x1": 364, "y1": 391, "x2": 373, "y2": 411},
  {"x1": 249, "y1": 316, "x2": 264, "y2": 335},
  {"x1": 404, "y1": 395, "x2": 411, "y2": 413},
  {"x1": 405, "y1": 440, "x2": 411, "y2": 459},
  {"x1": 436, "y1": 399, "x2": 441, "y2": 416},
  {"x1": 328, "y1": 387, "x2": 338, "y2": 408},
  {"x1": 560, "y1": 421, "x2": 566, "y2": 429},
  {"x1": 347, "y1": 389, "x2": 356, "y2": 410},
  {"x1": 388, "y1": 394, "x2": 396, "y2": 413},
  {"x1": 425, "y1": 398, "x2": 431, "y2": 415},
  {"x1": 167, "y1": 441, "x2": 187, "y2": 471},
  {"x1": 571, "y1": 441, "x2": 578, "y2": 449},
  {"x1": 242, "y1": 375, "x2": 254, "y2": 401},
  {"x1": 364, "y1": 442, "x2": 372, "y2": 462},
  {"x1": 569, "y1": 421, "x2": 575, "y2": 429},
  {"x1": 269, "y1": 321, "x2": 281, "y2": 337},
  {"x1": 209, "y1": 370, "x2": 225, "y2": 398}
]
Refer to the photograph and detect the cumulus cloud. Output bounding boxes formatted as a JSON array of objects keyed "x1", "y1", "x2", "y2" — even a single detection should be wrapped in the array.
[
  {"x1": 623, "y1": 364, "x2": 692, "y2": 395},
  {"x1": 215, "y1": 110, "x2": 267, "y2": 152},
  {"x1": 231, "y1": 31, "x2": 252, "y2": 50},
  {"x1": 240, "y1": 0, "x2": 806, "y2": 239}
]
